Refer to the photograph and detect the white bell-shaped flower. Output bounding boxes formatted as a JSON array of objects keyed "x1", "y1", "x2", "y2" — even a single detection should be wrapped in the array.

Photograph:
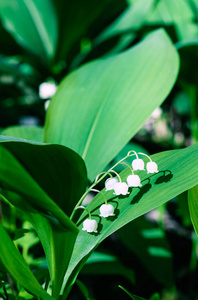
[
  {"x1": 82, "y1": 219, "x2": 98, "y2": 233},
  {"x1": 105, "y1": 177, "x2": 119, "y2": 191},
  {"x1": 146, "y1": 161, "x2": 158, "y2": 174},
  {"x1": 127, "y1": 174, "x2": 142, "y2": 187},
  {"x1": 99, "y1": 204, "x2": 115, "y2": 218},
  {"x1": 114, "y1": 182, "x2": 129, "y2": 195},
  {"x1": 132, "y1": 158, "x2": 145, "y2": 170}
]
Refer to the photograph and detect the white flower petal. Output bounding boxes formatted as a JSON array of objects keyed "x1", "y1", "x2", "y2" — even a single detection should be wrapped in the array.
[
  {"x1": 127, "y1": 174, "x2": 142, "y2": 187},
  {"x1": 132, "y1": 158, "x2": 145, "y2": 170},
  {"x1": 114, "y1": 182, "x2": 129, "y2": 195},
  {"x1": 105, "y1": 177, "x2": 119, "y2": 191},
  {"x1": 146, "y1": 161, "x2": 158, "y2": 173},
  {"x1": 99, "y1": 204, "x2": 115, "y2": 217},
  {"x1": 82, "y1": 219, "x2": 98, "y2": 233}
]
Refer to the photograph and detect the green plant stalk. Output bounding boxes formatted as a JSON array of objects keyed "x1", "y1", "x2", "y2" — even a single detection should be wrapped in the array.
[{"x1": 70, "y1": 151, "x2": 137, "y2": 220}]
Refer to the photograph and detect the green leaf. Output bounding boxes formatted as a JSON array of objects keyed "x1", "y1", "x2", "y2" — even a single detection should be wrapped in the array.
[
  {"x1": 0, "y1": 0, "x2": 58, "y2": 61},
  {"x1": 0, "y1": 135, "x2": 87, "y2": 220},
  {"x1": 44, "y1": 29, "x2": 179, "y2": 180},
  {"x1": 26, "y1": 213, "x2": 78, "y2": 299},
  {"x1": 188, "y1": 185, "x2": 198, "y2": 235},
  {"x1": 119, "y1": 286, "x2": 147, "y2": 300},
  {"x1": 61, "y1": 143, "x2": 198, "y2": 297},
  {"x1": 0, "y1": 222, "x2": 55, "y2": 300},
  {"x1": 0, "y1": 136, "x2": 87, "y2": 298},
  {"x1": 117, "y1": 216, "x2": 173, "y2": 286},
  {"x1": 1, "y1": 126, "x2": 43, "y2": 142}
]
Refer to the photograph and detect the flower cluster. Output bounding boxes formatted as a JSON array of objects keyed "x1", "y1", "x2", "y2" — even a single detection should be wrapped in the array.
[{"x1": 72, "y1": 151, "x2": 159, "y2": 233}]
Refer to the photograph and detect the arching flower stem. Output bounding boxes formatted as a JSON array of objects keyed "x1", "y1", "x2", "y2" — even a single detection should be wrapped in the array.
[
  {"x1": 70, "y1": 150, "x2": 138, "y2": 220},
  {"x1": 108, "y1": 169, "x2": 121, "y2": 182},
  {"x1": 138, "y1": 152, "x2": 152, "y2": 162},
  {"x1": 110, "y1": 151, "x2": 137, "y2": 171},
  {"x1": 127, "y1": 150, "x2": 139, "y2": 159},
  {"x1": 95, "y1": 171, "x2": 113, "y2": 182},
  {"x1": 117, "y1": 161, "x2": 134, "y2": 175},
  {"x1": 91, "y1": 188, "x2": 108, "y2": 205},
  {"x1": 75, "y1": 206, "x2": 92, "y2": 219}
]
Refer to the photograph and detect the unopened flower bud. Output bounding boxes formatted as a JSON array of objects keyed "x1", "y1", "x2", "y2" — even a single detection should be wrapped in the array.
[
  {"x1": 127, "y1": 174, "x2": 142, "y2": 187},
  {"x1": 146, "y1": 161, "x2": 158, "y2": 174},
  {"x1": 100, "y1": 204, "x2": 115, "y2": 217},
  {"x1": 132, "y1": 158, "x2": 145, "y2": 170},
  {"x1": 82, "y1": 219, "x2": 98, "y2": 233}
]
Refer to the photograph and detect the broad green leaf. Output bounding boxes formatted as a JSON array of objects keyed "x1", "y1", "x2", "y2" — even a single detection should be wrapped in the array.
[
  {"x1": 61, "y1": 143, "x2": 198, "y2": 297},
  {"x1": 119, "y1": 286, "x2": 146, "y2": 300},
  {"x1": 146, "y1": 0, "x2": 194, "y2": 24},
  {"x1": 1, "y1": 126, "x2": 43, "y2": 142},
  {"x1": 0, "y1": 0, "x2": 58, "y2": 61},
  {"x1": 117, "y1": 216, "x2": 173, "y2": 286},
  {"x1": 188, "y1": 185, "x2": 198, "y2": 235},
  {"x1": 44, "y1": 29, "x2": 179, "y2": 180},
  {"x1": 0, "y1": 136, "x2": 87, "y2": 219},
  {"x1": 0, "y1": 136, "x2": 87, "y2": 298},
  {"x1": 0, "y1": 222, "x2": 55, "y2": 300},
  {"x1": 27, "y1": 213, "x2": 78, "y2": 299}
]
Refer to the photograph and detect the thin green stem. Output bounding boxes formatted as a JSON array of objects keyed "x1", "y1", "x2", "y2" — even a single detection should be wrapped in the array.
[
  {"x1": 138, "y1": 152, "x2": 152, "y2": 162},
  {"x1": 110, "y1": 152, "x2": 137, "y2": 171},
  {"x1": 127, "y1": 150, "x2": 138, "y2": 159},
  {"x1": 70, "y1": 150, "x2": 138, "y2": 220},
  {"x1": 75, "y1": 206, "x2": 92, "y2": 219},
  {"x1": 91, "y1": 188, "x2": 108, "y2": 205},
  {"x1": 108, "y1": 169, "x2": 121, "y2": 182},
  {"x1": 117, "y1": 161, "x2": 134, "y2": 175},
  {"x1": 95, "y1": 171, "x2": 113, "y2": 182}
]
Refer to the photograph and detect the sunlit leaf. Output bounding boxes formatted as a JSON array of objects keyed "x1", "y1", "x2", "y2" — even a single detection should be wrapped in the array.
[
  {"x1": 61, "y1": 143, "x2": 198, "y2": 297},
  {"x1": 44, "y1": 29, "x2": 179, "y2": 180}
]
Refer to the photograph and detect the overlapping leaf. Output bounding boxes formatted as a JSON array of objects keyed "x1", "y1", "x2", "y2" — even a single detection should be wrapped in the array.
[
  {"x1": 44, "y1": 29, "x2": 179, "y2": 180},
  {"x1": 0, "y1": 136, "x2": 87, "y2": 298},
  {"x1": 61, "y1": 143, "x2": 198, "y2": 297}
]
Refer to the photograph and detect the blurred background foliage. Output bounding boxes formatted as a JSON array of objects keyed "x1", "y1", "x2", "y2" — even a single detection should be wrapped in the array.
[{"x1": 0, "y1": 0, "x2": 198, "y2": 299}]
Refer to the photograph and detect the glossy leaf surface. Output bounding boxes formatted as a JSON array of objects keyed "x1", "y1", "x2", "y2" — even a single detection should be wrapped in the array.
[
  {"x1": 44, "y1": 29, "x2": 179, "y2": 180},
  {"x1": 62, "y1": 143, "x2": 198, "y2": 296}
]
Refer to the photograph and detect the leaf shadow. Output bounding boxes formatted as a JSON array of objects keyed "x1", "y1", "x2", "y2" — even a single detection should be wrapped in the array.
[
  {"x1": 154, "y1": 170, "x2": 173, "y2": 184},
  {"x1": 131, "y1": 182, "x2": 152, "y2": 204},
  {"x1": 130, "y1": 170, "x2": 173, "y2": 205}
]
